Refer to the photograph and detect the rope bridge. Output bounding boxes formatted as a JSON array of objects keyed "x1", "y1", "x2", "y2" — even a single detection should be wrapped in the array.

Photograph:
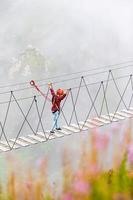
[{"x1": 0, "y1": 63, "x2": 133, "y2": 153}]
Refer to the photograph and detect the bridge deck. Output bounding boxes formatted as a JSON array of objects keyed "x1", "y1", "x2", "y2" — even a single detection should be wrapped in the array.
[{"x1": 0, "y1": 107, "x2": 133, "y2": 153}]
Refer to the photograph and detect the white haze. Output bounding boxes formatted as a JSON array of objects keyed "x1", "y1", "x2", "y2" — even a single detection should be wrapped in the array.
[{"x1": 0, "y1": 0, "x2": 133, "y2": 82}]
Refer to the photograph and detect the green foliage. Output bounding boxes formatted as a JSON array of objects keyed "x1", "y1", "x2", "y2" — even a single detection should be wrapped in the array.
[
  {"x1": 1, "y1": 126, "x2": 133, "y2": 199},
  {"x1": 43, "y1": 193, "x2": 53, "y2": 200}
]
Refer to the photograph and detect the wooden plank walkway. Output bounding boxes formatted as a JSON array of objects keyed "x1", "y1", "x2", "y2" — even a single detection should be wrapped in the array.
[{"x1": 0, "y1": 107, "x2": 133, "y2": 153}]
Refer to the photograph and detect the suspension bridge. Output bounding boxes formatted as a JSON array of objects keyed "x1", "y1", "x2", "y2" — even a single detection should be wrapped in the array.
[{"x1": 0, "y1": 61, "x2": 133, "y2": 153}]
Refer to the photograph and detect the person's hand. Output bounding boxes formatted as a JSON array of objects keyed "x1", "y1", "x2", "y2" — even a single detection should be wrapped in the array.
[
  {"x1": 65, "y1": 89, "x2": 69, "y2": 95},
  {"x1": 48, "y1": 82, "x2": 52, "y2": 88}
]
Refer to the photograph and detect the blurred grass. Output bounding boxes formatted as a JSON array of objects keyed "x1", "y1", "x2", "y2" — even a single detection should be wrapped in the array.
[{"x1": 0, "y1": 121, "x2": 133, "y2": 199}]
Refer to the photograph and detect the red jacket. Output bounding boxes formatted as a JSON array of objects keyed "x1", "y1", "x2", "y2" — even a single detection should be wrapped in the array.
[{"x1": 50, "y1": 88, "x2": 66, "y2": 113}]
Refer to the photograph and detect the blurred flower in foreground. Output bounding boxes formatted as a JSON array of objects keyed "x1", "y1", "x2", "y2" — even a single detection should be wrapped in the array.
[
  {"x1": 2, "y1": 120, "x2": 133, "y2": 200},
  {"x1": 62, "y1": 193, "x2": 74, "y2": 200},
  {"x1": 73, "y1": 180, "x2": 90, "y2": 194},
  {"x1": 92, "y1": 131, "x2": 110, "y2": 151},
  {"x1": 25, "y1": 181, "x2": 32, "y2": 190},
  {"x1": 127, "y1": 144, "x2": 133, "y2": 165}
]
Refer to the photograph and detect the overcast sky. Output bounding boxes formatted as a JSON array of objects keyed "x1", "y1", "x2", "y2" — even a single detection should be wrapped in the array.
[{"x1": 0, "y1": 0, "x2": 133, "y2": 82}]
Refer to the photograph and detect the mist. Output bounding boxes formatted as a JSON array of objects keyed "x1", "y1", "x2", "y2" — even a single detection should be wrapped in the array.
[
  {"x1": 0, "y1": 0, "x2": 133, "y2": 82},
  {"x1": 0, "y1": 0, "x2": 133, "y2": 184}
]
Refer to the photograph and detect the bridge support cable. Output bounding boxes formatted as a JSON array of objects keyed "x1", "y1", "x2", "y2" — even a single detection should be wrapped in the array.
[
  {"x1": 128, "y1": 75, "x2": 133, "y2": 109},
  {"x1": 99, "y1": 71, "x2": 111, "y2": 120},
  {"x1": 81, "y1": 82, "x2": 102, "y2": 130},
  {"x1": 0, "y1": 121, "x2": 11, "y2": 149},
  {"x1": 112, "y1": 75, "x2": 132, "y2": 121},
  {"x1": 12, "y1": 92, "x2": 36, "y2": 135},
  {"x1": 69, "y1": 89, "x2": 81, "y2": 130},
  {"x1": 35, "y1": 88, "x2": 50, "y2": 134},
  {"x1": 59, "y1": 93, "x2": 70, "y2": 127},
  {"x1": 69, "y1": 77, "x2": 83, "y2": 126},
  {"x1": 0, "y1": 70, "x2": 133, "y2": 153},
  {"x1": 11, "y1": 97, "x2": 36, "y2": 149},
  {"x1": 0, "y1": 92, "x2": 12, "y2": 142},
  {"x1": 110, "y1": 71, "x2": 128, "y2": 110},
  {"x1": 82, "y1": 77, "x2": 99, "y2": 118},
  {"x1": 101, "y1": 81, "x2": 112, "y2": 122},
  {"x1": 34, "y1": 96, "x2": 47, "y2": 140}
]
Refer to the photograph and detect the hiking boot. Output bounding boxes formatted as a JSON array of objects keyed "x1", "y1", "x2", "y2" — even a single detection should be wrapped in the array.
[
  {"x1": 56, "y1": 127, "x2": 62, "y2": 131},
  {"x1": 50, "y1": 130, "x2": 55, "y2": 134}
]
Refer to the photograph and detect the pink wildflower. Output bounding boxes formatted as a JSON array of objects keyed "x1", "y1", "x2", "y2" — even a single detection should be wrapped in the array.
[
  {"x1": 62, "y1": 193, "x2": 74, "y2": 200},
  {"x1": 89, "y1": 164, "x2": 99, "y2": 175},
  {"x1": 25, "y1": 181, "x2": 32, "y2": 190},
  {"x1": 94, "y1": 133, "x2": 109, "y2": 150},
  {"x1": 36, "y1": 158, "x2": 46, "y2": 168},
  {"x1": 127, "y1": 144, "x2": 133, "y2": 164},
  {"x1": 73, "y1": 180, "x2": 90, "y2": 194},
  {"x1": 75, "y1": 170, "x2": 84, "y2": 179}
]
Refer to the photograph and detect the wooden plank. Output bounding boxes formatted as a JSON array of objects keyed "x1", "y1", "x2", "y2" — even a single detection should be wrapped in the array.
[
  {"x1": 57, "y1": 129, "x2": 71, "y2": 135},
  {"x1": 54, "y1": 132, "x2": 64, "y2": 137},
  {"x1": 101, "y1": 115, "x2": 118, "y2": 122},
  {"x1": 37, "y1": 132, "x2": 55, "y2": 139},
  {"x1": 109, "y1": 113, "x2": 125, "y2": 120},
  {"x1": 79, "y1": 121, "x2": 95, "y2": 128},
  {"x1": 93, "y1": 117, "x2": 110, "y2": 124},
  {"x1": 44, "y1": 132, "x2": 56, "y2": 140},
  {"x1": 70, "y1": 123, "x2": 88, "y2": 131},
  {"x1": 116, "y1": 111, "x2": 131, "y2": 118},
  {"x1": 0, "y1": 141, "x2": 20, "y2": 149},
  {"x1": 10, "y1": 139, "x2": 29, "y2": 147},
  {"x1": 0, "y1": 144, "x2": 10, "y2": 152},
  {"x1": 36, "y1": 132, "x2": 47, "y2": 138},
  {"x1": 122, "y1": 109, "x2": 133, "y2": 115},
  {"x1": 87, "y1": 119, "x2": 103, "y2": 126},
  {"x1": 1, "y1": 107, "x2": 133, "y2": 154},
  {"x1": 19, "y1": 136, "x2": 38, "y2": 144},
  {"x1": 27, "y1": 134, "x2": 46, "y2": 142},
  {"x1": 63, "y1": 126, "x2": 79, "y2": 133}
]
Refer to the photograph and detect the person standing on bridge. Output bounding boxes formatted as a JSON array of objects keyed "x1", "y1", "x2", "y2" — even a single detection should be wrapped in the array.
[{"x1": 48, "y1": 83, "x2": 67, "y2": 133}]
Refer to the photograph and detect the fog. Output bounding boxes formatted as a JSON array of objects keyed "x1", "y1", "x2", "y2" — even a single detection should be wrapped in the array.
[
  {"x1": 0, "y1": 0, "x2": 133, "y2": 183},
  {"x1": 0, "y1": 0, "x2": 133, "y2": 82}
]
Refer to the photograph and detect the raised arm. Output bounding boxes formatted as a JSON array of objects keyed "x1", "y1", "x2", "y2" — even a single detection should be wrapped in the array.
[{"x1": 48, "y1": 83, "x2": 55, "y2": 96}]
